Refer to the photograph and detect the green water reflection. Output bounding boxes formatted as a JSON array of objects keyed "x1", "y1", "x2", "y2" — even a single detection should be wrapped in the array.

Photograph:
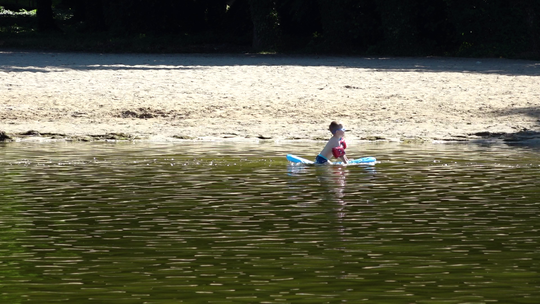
[{"x1": 0, "y1": 141, "x2": 539, "y2": 303}]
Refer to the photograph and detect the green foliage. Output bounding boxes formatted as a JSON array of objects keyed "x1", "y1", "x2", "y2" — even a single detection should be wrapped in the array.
[
  {"x1": 0, "y1": 7, "x2": 36, "y2": 16},
  {"x1": 0, "y1": 6, "x2": 37, "y2": 34}
]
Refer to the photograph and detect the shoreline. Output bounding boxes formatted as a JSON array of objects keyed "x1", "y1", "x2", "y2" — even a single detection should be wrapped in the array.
[
  {"x1": 2, "y1": 125, "x2": 539, "y2": 145},
  {"x1": 1, "y1": 52, "x2": 539, "y2": 144}
]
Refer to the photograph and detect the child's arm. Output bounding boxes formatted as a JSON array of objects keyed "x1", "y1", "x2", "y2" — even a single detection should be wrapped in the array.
[
  {"x1": 338, "y1": 138, "x2": 348, "y2": 164},
  {"x1": 332, "y1": 146, "x2": 348, "y2": 164}
]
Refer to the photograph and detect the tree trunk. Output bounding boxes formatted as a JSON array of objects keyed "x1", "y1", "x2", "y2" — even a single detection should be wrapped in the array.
[
  {"x1": 37, "y1": 0, "x2": 60, "y2": 31},
  {"x1": 525, "y1": 4, "x2": 539, "y2": 55},
  {"x1": 248, "y1": 0, "x2": 279, "y2": 51},
  {"x1": 515, "y1": 0, "x2": 540, "y2": 56},
  {"x1": 316, "y1": 0, "x2": 349, "y2": 46},
  {"x1": 84, "y1": 0, "x2": 106, "y2": 31}
]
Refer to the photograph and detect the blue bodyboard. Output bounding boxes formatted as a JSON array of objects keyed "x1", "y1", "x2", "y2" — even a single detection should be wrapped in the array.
[{"x1": 286, "y1": 154, "x2": 376, "y2": 165}]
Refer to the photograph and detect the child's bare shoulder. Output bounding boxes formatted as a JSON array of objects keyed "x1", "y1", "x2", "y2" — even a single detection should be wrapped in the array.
[{"x1": 327, "y1": 137, "x2": 340, "y2": 145}]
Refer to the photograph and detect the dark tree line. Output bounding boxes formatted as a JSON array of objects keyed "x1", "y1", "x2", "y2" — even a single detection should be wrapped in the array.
[{"x1": 30, "y1": 0, "x2": 540, "y2": 56}]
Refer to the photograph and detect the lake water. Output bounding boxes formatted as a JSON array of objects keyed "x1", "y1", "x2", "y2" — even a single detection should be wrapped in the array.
[{"x1": 1, "y1": 141, "x2": 539, "y2": 304}]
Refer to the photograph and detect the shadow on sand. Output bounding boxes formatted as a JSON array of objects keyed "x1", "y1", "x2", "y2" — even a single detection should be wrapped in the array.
[
  {"x1": 471, "y1": 106, "x2": 540, "y2": 148},
  {"x1": 1, "y1": 51, "x2": 539, "y2": 76}
]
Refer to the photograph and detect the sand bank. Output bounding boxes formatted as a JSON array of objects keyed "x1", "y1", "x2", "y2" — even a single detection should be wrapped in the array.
[{"x1": 1, "y1": 51, "x2": 539, "y2": 143}]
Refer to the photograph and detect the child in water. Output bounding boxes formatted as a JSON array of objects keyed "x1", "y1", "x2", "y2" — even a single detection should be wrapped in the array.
[{"x1": 315, "y1": 121, "x2": 349, "y2": 164}]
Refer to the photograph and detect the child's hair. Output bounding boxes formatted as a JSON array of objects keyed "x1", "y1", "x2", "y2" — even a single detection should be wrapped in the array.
[{"x1": 329, "y1": 121, "x2": 344, "y2": 134}]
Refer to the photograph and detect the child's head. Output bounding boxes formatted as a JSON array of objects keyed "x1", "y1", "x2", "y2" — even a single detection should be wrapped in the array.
[{"x1": 329, "y1": 121, "x2": 346, "y2": 135}]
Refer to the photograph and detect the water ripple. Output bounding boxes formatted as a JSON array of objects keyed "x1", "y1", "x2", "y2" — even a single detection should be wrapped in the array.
[{"x1": 0, "y1": 142, "x2": 539, "y2": 303}]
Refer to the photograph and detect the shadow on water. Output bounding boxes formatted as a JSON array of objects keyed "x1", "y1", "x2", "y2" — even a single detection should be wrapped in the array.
[{"x1": 1, "y1": 51, "x2": 539, "y2": 76}]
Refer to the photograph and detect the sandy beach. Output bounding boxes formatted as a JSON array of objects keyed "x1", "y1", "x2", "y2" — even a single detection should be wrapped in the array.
[{"x1": 1, "y1": 51, "x2": 539, "y2": 143}]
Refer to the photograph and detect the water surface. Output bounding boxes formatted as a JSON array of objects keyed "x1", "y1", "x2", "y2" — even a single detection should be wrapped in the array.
[{"x1": 1, "y1": 141, "x2": 539, "y2": 303}]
